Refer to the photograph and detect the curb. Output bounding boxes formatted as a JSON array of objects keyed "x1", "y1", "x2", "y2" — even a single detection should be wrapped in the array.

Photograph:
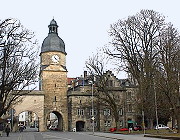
[{"x1": 144, "y1": 134, "x2": 180, "y2": 140}]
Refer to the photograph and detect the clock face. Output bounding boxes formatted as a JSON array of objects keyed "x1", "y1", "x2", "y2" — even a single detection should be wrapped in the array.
[{"x1": 51, "y1": 55, "x2": 60, "y2": 63}]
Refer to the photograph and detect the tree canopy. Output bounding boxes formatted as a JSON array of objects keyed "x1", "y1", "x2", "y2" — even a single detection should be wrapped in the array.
[{"x1": 107, "y1": 9, "x2": 180, "y2": 130}]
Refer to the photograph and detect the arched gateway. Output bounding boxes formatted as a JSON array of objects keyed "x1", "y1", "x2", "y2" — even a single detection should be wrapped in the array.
[
  {"x1": 13, "y1": 19, "x2": 68, "y2": 132},
  {"x1": 46, "y1": 111, "x2": 63, "y2": 131},
  {"x1": 13, "y1": 91, "x2": 44, "y2": 131}
]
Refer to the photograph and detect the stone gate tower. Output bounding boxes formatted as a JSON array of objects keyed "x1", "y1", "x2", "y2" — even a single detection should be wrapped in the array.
[{"x1": 40, "y1": 19, "x2": 68, "y2": 131}]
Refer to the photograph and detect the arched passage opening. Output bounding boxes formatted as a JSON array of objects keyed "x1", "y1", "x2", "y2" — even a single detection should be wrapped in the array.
[
  {"x1": 47, "y1": 111, "x2": 63, "y2": 131},
  {"x1": 76, "y1": 121, "x2": 85, "y2": 131},
  {"x1": 13, "y1": 94, "x2": 44, "y2": 131},
  {"x1": 15, "y1": 110, "x2": 39, "y2": 132}
]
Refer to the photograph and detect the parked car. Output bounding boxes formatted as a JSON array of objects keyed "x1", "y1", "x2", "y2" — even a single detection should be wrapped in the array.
[
  {"x1": 174, "y1": 124, "x2": 178, "y2": 129},
  {"x1": 119, "y1": 128, "x2": 129, "y2": 131},
  {"x1": 30, "y1": 124, "x2": 38, "y2": 128},
  {"x1": 30, "y1": 125, "x2": 35, "y2": 128},
  {"x1": 49, "y1": 125, "x2": 59, "y2": 130},
  {"x1": 109, "y1": 127, "x2": 117, "y2": 132},
  {"x1": 133, "y1": 125, "x2": 142, "y2": 131},
  {"x1": 155, "y1": 124, "x2": 170, "y2": 130}
]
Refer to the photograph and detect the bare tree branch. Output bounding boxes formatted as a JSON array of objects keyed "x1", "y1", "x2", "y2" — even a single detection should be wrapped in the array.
[{"x1": 0, "y1": 18, "x2": 39, "y2": 117}]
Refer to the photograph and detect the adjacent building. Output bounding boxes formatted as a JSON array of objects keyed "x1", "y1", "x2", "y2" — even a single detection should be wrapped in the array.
[{"x1": 67, "y1": 71, "x2": 137, "y2": 131}]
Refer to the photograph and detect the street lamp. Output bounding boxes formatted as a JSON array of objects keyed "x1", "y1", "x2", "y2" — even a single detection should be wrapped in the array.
[
  {"x1": 153, "y1": 79, "x2": 159, "y2": 132},
  {"x1": 89, "y1": 80, "x2": 94, "y2": 135},
  {"x1": 142, "y1": 111, "x2": 146, "y2": 135}
]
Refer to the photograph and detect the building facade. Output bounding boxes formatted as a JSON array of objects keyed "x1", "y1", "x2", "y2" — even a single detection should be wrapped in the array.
[{"x1": 67, "y1": 71, "x2": 137, "y2": 132}]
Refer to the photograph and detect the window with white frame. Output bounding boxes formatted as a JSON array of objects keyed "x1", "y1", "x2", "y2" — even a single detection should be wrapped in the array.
[
  {"x1": 77, "y1": 109, "x2": 84, "y2": 116},
  {"x1": 118, "y1": 108, "x2": 123, "y2": 116},
  {"x1": 90, "y1": 109, "x2": 97, "y2": 116},
  {"x1": 104, "y1": 120, "x2": 111, "y2": 127},
  {"x1": 104, "y1": 109, "x2": 110, "y2": 116},
  {"x1": 119, "y1": 120, "x2": 123, "y2": 127}
]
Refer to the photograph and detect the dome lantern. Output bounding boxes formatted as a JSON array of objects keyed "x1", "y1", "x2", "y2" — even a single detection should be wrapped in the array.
[{"x1": 48, "y1": 19, "x2": 58, "y2": 34}]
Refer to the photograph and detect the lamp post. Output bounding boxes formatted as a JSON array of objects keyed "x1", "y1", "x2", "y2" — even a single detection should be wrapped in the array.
[
  {"x1": 142, "y1": 111, "x2": 146, "y2": 135},
  {"x1": 153, "y1": 79, "x2": 159, "y2": 132},
  {"x1": 89, "y1": 80, "x2": 94, "y2": 135},
  {"x1": 10, "y1": 108, "x2": 14, "y2": 131},
  {"x1": 91, "y1": 81, "x2": 95, "y2": 135}
]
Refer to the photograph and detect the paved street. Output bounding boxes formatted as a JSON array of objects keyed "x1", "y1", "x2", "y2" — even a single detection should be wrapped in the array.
[{"x1": 0, "y1": 129, "x2": 170, "y2": 140}]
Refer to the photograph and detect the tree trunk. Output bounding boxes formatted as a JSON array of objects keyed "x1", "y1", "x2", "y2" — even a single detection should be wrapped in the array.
[
  {"x1": 114, "y1": 111, "x2": 120, "y2": 130},
  {"x1": 176, "y1": 111, "x2": 180, "y2": 133},
  {"x1": 147, "y1": 118, "x2": 154, "y2": 129},
  {"x1": 116, "y1": 120, "x2": 120, "y2": 130}
]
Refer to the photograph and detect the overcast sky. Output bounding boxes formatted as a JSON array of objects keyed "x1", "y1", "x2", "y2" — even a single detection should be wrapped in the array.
[{"x1": 1, "y1": 0, "x2": 180, "y2": 79}]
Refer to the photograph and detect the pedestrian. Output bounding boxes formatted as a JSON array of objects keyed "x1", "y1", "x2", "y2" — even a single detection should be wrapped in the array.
[
  {"x1": 0, "y1": 123, "x2": 3, "y2": 136},
  {"x1": 5, "y1": 125, "x2": 10, "y2": 137}
]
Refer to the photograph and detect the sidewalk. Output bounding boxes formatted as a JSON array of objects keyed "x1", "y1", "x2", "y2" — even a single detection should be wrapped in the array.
[
  {"x1": 144, "y1": 134, "x2": 180, "y2": 140},
  {"x1": 0, "y1": 131, "x2": 42, "y2": 140},
  {"x1": 88, "y1": 132, "x2": 170, "y2": 140},
  {"x1": 0, "y1": 132, "x2": 20, "y2": 140}
]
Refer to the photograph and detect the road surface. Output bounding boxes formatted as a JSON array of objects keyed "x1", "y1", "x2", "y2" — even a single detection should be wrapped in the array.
[{"x1": 0, "y1": 129, "x2": 170, "y2": 140}]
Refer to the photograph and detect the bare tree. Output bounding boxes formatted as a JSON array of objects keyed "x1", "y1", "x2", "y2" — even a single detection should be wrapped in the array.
[
  {"x1": 86, "y1": 52, "x2": 124, "y2": 129},
  {"x1": 155, "y1": 24, "x2": 180, "y2": 132},
  {"x1": 0, "y1": 18, "x2": 39, "y2": 117},
  {"x1": 106, "y1": 10, "x2": 167, "y2": 129}
]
